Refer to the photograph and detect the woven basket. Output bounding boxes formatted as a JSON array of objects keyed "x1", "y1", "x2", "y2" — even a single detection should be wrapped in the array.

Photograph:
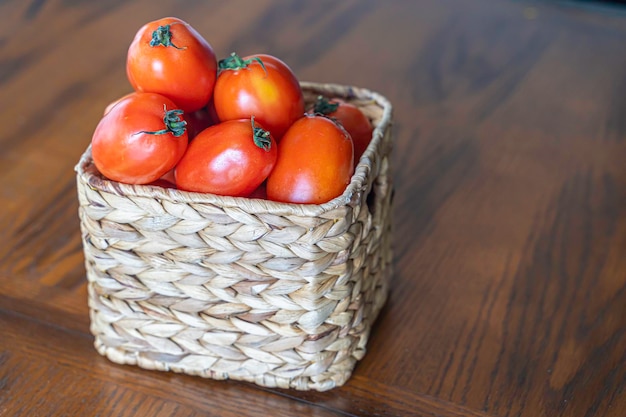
[{"x1": 75, "y1": 82, "x2": 393, "y2": 392}]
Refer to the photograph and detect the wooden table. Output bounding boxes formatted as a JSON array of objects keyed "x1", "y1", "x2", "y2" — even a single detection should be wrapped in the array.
[{"x1": 1, "y1": 1, "x2": 625, "y2": 416}]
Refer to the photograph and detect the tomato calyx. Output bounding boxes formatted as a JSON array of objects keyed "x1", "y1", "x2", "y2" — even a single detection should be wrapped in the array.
[
  {"x1": 218, "y1": 52, "x2": 267, "y2": 76},
  {"x1": 135, "y1": 107, "x2": 187, "y2": 137},
  {"x1": 150, "y1": 24, "x2": 185, "y2": 50},
  {"x1": 312, "y1": 95, "x2": 339, "y2": 115},
  {"x1": 310, "y1": 96, "x2": 346, "y2": 128},
  {"x1": 251, "y1": 116, "x2": 272, "y2": 151}
]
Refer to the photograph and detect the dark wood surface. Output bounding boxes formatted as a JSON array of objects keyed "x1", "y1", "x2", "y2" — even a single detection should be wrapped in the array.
[{"x1": 1, "y1": 1, "x2": 625, "y2": 416}]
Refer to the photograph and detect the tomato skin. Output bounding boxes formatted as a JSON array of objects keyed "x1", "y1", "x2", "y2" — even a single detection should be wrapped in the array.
[
  {"x1": 309, "y1": 97, "x2": 373, "y2": 164},
  {"x1": 175, "y1": 119, "x2": 278, "y2": 196},
  {"x1": 126, "y1": 17, "x2": 217, "y2": 112},
  {"x1": 91, "y1": 92, "x2": 188, "y2": 184},
  {"x1": 213, "y1": 53, "x2": 304, "y2": 140},
  {"x1": 266, "y1": 115, "x2": 354, "y2": 204}
]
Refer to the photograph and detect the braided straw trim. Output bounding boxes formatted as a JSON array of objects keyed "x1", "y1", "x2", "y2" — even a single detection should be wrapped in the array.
[{"x1": 76, "y1": 82, "x2": 394, "y2": 391}]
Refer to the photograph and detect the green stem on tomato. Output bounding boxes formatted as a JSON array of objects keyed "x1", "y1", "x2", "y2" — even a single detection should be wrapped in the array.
[
  {"x1": 150, "y1": 24, "x2": 185, "y2": 50},
  {"x1": 251, "y1": 116, "x2": 272, "y2": 151},
  {"x1": 134, "y1": 107, "x2": 187, "y2": 137},
  {"x1": 312, "y1": 95, "x2": 339, "y2": 115},
  {"x1": 218, "y1": 52, "x2": 267, "y2": 76}
]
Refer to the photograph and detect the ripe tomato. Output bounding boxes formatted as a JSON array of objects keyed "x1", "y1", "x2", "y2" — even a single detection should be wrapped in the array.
[
  {"x1": 126, "y1": 17, "x2": 217, "y2": 112},
  {"x1": 91, "y1": 92, "x2": 189, "y2": 184},
  {"x1": 266, "y1": 115, "x2": 354, "y2": 204},
  {"x1": 309, "y1": 95, "x2": 373, "y2": 164},
  {"x1": 175, "y1": 118, "x2": 278, "y2": 196},
  {"x1": 213, "y1": 53, "x2": 305, "y2": 140}
]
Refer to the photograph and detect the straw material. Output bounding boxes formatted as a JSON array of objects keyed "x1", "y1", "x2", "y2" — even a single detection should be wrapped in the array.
[{"x1": 75, "y1": 82, "x2": 394, "y2": 391}]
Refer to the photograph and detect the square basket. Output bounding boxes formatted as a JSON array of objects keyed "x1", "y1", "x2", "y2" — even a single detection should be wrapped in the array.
[{"x1": 75, "y1": 82, "x2": 394, "y2": 391}]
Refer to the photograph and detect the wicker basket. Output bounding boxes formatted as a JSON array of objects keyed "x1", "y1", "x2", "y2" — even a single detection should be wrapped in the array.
[{"x1": 75, "y1": 82, "x2": 393, "y2": 392}]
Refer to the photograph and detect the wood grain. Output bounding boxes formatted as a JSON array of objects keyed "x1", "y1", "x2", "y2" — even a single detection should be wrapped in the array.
[
  {"x1": 0, "y1": 309, "x2": 345, "y2": 417},
  {"x1": 1, "y1": 0, "x2": 625, "y2": 416}
]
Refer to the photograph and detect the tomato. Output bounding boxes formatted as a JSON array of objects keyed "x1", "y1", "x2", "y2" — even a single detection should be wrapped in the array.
[
  {"x1": 266, "y1": 115, "x2": 354, "y2": 204},
  {"x1": 175, "y1": 118, "x2": 278, "y2": 196},
  {"x1": 91, "y1": 92, "x2": 189, "y2": 184},
  {"x1": 309, "y1": 95, "x2": 373, "y2": 164},
  {"x1": 213, "y1": 53, "x2": 305, "y2": 140},
  {"x1": 126, "y1": 17, "x2": 217, "y2": 112}
]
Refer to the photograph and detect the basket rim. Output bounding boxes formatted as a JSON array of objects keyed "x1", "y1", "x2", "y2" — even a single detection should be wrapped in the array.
[{"x1": 75, "y1": 81, "x2": 393, "y2": 217}]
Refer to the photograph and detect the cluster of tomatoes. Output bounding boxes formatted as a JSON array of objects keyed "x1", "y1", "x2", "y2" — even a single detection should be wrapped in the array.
[{"x1": 91, "y1": 17, "x2": 373, "y2": 204}]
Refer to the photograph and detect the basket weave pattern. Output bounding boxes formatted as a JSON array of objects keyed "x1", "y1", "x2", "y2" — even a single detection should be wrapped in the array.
[{"x1": 76, "y1": 82, "x2": 393, "y2": 391}]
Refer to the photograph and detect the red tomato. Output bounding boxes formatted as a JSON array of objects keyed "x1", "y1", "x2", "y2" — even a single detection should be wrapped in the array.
[
  {"x1": 126, "y1": 17, "x2": 217, "y2": 112},
  {"x1": 309, "y1": 95, "x2": 373, "y2": 164},
  {"x1": 91, "y1": 92, "x2": 189, "y2": 184},
  {"x1": 266, "y1": 115, "x2": 354, "y2": 204},
  {"x1": 175, "y1": 118, "x2": 278, "y2": 196},
  {"x1": 213, "y1": 53, "x2": 304, "y2": 139}
]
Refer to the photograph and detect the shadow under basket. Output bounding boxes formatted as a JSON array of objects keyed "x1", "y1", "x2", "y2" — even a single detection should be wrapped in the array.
[{"x1": 75, "y1": 82, "x2": 394, "y2": 392}]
